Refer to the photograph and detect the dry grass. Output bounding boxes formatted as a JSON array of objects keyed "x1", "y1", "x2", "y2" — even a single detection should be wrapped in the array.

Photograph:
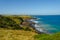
[{"x1": 0, "y1": 29, "x2": 37, "y2": 40}]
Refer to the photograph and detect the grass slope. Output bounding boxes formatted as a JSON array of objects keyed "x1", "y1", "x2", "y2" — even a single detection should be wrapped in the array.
[{"x1": 0, "y1": 29, "x2": 37, "y2": 40}]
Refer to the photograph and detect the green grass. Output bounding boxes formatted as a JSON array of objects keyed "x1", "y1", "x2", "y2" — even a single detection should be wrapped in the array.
[{"x1": 34, "y1": 32, "x2": 60, "y2": 40}]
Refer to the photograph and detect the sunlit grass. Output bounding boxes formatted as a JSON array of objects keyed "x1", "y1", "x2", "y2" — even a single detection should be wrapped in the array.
[{"x1": 0, "y1": 29, "x2": 37, "y2": 40}]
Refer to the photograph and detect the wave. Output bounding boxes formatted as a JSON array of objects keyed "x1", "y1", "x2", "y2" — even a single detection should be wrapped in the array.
[{"x1": 29, "y1": 19, "x2": 50, "y2": 33}]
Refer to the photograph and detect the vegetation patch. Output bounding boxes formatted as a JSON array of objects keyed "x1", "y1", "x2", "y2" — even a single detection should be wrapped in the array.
[{"x1": 34, "y1": 32, "x2": 60, "y2": 40}]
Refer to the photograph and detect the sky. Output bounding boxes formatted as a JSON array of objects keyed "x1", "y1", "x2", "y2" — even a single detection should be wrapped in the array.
[{"x1": 0, "y1": 0, "x2": 60, "y2": 15}]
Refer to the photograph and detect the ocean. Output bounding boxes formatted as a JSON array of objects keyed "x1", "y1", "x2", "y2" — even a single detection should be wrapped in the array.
[{"x1": 32, "y1": 15, "x2": 60, "y2": 34}]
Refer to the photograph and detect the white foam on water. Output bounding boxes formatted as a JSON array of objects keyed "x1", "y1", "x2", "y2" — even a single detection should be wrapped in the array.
[
  {"x1": 34, "y1": 23, "x2": 55, "y2": 34},
  {"x1": 29, "y1": 19, "x2": 48, "y2": 33},
  {"x1": 34, "y1": 24, "x2": 47, "y2": 33},
  {"x1": 29, "y1": 18, "x2": 54, "y2": 34},
  {"x1": 30, "y1": 19, "x2": 39, "y2": 23}
]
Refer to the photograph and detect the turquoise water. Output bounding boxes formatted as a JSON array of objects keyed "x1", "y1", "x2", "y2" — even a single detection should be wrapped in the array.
[{"x1": 32, "y1": 15, "x2": 60, "y2": 33}]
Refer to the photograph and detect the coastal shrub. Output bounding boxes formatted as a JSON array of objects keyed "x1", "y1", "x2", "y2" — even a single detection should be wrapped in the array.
[{"x1": 0, "y1": 15, "x2": 22, "y2": 29}]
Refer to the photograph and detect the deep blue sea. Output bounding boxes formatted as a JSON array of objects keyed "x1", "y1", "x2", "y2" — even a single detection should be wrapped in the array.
[{"x1": 32, "y1": 15, "x2": 60, "y2": 33}]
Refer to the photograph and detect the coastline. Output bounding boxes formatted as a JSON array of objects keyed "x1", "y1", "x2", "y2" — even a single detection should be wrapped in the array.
[{"x1": 27, "y1": 17, "x2": 51, "y2": 34}]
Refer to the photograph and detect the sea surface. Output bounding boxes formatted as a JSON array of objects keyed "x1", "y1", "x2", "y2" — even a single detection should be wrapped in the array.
[{"x1": 32, "y1": 15, "x2": 60, "y2": 34}]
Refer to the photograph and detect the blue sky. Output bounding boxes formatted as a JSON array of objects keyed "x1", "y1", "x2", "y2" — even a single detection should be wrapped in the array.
[{"x1": 0, "y1": 0, "x2": 60, "y2": 15}]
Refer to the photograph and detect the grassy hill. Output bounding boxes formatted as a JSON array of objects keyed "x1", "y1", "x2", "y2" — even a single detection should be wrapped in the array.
[
  {"x1": 0, "y1": 15, "x2": 37, "y2": 40},
  {"x1": 0, "y1": 15, "x2": 33, "y2": 30}
]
